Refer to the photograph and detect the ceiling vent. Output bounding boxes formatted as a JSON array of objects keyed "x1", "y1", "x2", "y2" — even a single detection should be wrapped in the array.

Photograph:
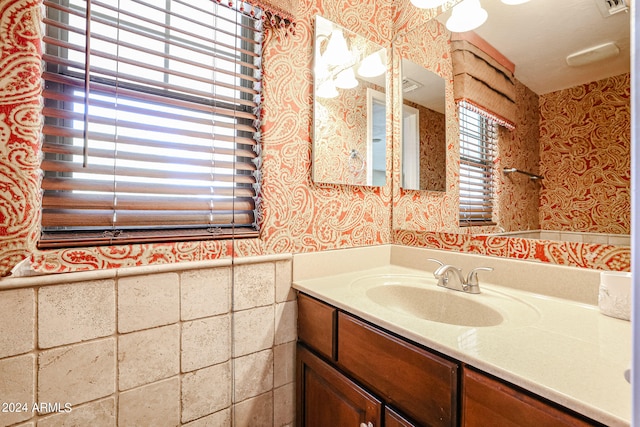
[
  {"x1": 595, "y1": 0, "x2": 629, "y2": 17},
  {"x1": 402, "y1": 77, "x2": 423, "y2": 93}
]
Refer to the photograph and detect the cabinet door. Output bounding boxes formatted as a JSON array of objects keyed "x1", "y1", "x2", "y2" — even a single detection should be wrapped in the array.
[
  {"x1": 462, "y1": 367, "x2": 601, "y2": 427},
  {"x1": 297, "y1": 344, "x2": 382, "y2": 427},
  {"x1": 337, "y1": 313, "x2": 458, "y2": 427}
]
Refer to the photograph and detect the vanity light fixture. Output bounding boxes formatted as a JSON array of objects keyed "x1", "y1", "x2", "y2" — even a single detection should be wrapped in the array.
[
  {"x1": 324, "y1": 29, "x2": 351, "y2": 66},
  {"x1": 357, "y1": 51, "x2": 385, "y2": 78},
  {"x1": 409, "y1": 0, "x2": 447, "y2": 8},
  {"x1": 445, "y1": 0, "x2": 488, "y2": 32},
  {"x1": 316, "y1": 79, "x2": 339, "y2": 98},
  {"x1": 500, "y1": 0, "x2": 530, "y2": 4},
  {"x1": 335, "y1": 67, "x2": 359, "y2": 89}
]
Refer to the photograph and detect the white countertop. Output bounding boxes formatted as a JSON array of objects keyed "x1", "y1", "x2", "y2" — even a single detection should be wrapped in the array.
[{"x1": 293, "y1": 264, "x2": 632, "y2": 426}]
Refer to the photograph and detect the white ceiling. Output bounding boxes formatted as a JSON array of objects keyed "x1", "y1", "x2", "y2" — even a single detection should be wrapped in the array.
[
  {"x1": 402, "y1": 59, "x2": 447, "y2": 113},
  {"x1": 436, "y1": 0, "x2": 631, "y2": 94}
]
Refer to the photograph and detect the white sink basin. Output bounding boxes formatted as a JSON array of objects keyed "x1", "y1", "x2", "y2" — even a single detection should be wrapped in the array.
[
  {"x1": 351, "y1": 274, "x2": 540, "y2": 328},
  {"x1": 366, "y1": 285, "x2": 503, "y2": 326}
]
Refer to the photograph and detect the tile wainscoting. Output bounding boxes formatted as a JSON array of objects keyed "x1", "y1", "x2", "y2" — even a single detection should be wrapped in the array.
[{"x1": 0, "y1": 255, "x2": 295, "y2": 427}]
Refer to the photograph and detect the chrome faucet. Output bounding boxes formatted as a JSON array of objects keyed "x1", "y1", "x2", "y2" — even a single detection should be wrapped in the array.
[
  {"x1": 433, "y1": 264, "x2": 468, "y2": 292},
  {"x1": 427, "y1": 258, "x2": 493, "y2": 294}
]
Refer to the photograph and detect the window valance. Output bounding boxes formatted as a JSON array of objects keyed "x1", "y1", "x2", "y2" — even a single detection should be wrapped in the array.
[{"x1": 451, "y1": 33, "x2": 515, "y2": 129}]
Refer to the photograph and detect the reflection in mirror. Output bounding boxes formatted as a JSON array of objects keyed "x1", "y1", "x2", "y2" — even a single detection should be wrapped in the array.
[
  {"x1": 312, "y1": 15, "x2": 388, "y2": 186},
  {"x1": 368, "y1": 89, "x2": 386, "y2": 186},
  {"x1": 401, "y1": 58, "x2": 446, "y2": 191},
  {"x1": 414, "y1": 0, "x2": 630, "y2": 247}
]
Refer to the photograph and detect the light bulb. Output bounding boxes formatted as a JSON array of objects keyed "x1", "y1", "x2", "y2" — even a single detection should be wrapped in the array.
[
  {"x1": 410, "y1": 0, "x2": 447, "y2": 9},
  {"x1": 324, "y1": 29, "x2": 351, "y2": 66},
  {"x1": 446, "y1": 0, "x2": 488, "y2": 33},
  {"x1": 335, "y1": 68, "x2": 358, "y2": 89},
  {"x1": 357, "y1": 51, "x2": 385, "y2": 78},
  {"x1": 316, "y1": 79, "x2": 338, "y2": 98}
]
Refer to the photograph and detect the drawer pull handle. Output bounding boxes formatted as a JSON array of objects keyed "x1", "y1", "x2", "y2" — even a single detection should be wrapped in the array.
[{"x1": 360, "y1": 423, "x2": 373, "y2": 427}]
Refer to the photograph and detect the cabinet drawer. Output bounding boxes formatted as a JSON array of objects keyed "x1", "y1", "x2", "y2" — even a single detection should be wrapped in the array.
[
  {"x1": 337, "y1": 313, "x2": 458, "y2": 427},
  {"x1": 297, "y1": 293, "x2": 336, "y2": 360},
  {"x1": 462, "y1": 367, "x2": 601, "y2": 427}
]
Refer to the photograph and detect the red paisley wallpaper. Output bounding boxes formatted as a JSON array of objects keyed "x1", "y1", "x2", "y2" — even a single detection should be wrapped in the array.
[
  {"x1": 539, "y1": 73, "x2": 631, "y2": 234},
  {"x1": 0, "y1": 0, "x2": 42, "y2": 276},
  {"x1": 0, "y1": 0, "x2": 630, "y2": 276}
]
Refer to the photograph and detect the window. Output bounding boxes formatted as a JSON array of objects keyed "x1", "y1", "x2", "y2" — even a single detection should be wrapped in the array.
[
  {"x1": 459, "y1": 102, "x2": 497, "y2": 226},
  {"x1": 40, "y1": 0, "x2": 262, "y2": 248}
]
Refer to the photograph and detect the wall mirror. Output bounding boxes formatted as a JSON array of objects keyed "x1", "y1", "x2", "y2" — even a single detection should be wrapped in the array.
[
  {"x1": 400, "y1": 58, "x2": 446, "y2": 192},
  {"x1": 312, "y1": 15, "x2": 388, "y2": 186},
  {"x1": 393, "y1": 0, "x2": 630, "y2": 248},
  {"x1": 454, "y1": 0, "x2": 631, "y2": 246}
]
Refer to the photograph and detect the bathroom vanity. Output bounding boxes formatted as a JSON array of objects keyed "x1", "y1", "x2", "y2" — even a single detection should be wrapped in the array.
[
  {"x1": 293, "y1": 246, "x2": 631, "y2": 427},
  {"x1": 297, "y1": 292, "x2": 599, "y2": 426}
]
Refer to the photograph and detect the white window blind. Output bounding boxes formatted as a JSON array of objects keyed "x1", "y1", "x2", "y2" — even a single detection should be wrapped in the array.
[
  {"x1": 40, "y1": 0, "x2": 263, "y2": 248},
  {"x1": 459, "y1": 102, "x2": 497, "y2": 226}
]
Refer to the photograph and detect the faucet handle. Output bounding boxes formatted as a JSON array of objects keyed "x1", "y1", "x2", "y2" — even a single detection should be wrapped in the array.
[
  {"x1": 466, "y1": 267, "x2": 493, "y2": 292},
  {"x1": 426, "y1": 258, "x2": 445, "y2": 269},
  {"x1": 427, "y1": 258, "x2": 445, "y2": 281}
]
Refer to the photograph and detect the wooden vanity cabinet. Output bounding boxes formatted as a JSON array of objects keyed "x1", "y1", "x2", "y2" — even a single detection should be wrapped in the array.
[
  {"x1": 296, "y1": 292, "x2": 604, "y2": 427},
  {"x1": 337, "y1": 313, "x2": 458, "y2": 427},
  {"x1": 296, "y1": 293, "x2": 454, "y2": 427},
  {"x1": 461, "y1": 368, "x2": 603, "y2": 427}
]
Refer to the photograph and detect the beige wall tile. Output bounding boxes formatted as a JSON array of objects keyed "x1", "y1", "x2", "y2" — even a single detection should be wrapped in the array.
[
  {"x1": 233, "y1": 306, "x2": 274, "y2": 357},
  {"x1": 118, "y1": 378, "x2": 180, "y2": 427},
  {"x1": 273, "y1": 341, "x2": 295, "y2": 388},
  {"x1": 181, "y1": 315, "x2": 230, "y2": 372},
  {"x1": 181, "y1": 267, "x2": 231, "y2": 321},
  {"x1": 273, "y1": 383, "x2": 295, "y2": 427},
  {"x1": 38, "y1": 280, "x2": 115, "y2": 349},
  {"x1": 233, "y1": 263, "x2": 275, "y2": 311},
  {"x1": 609, "y1": 235, "x2": 631, "y2": 246},
  {"x1": 118, "y1": 272, "x2": 180, "y2": 333},
  {"x1": 0, "y1": 262, "x2": 296, "y2": 427},
  {"x1": 118, "y1": 324, "x2": 180, "y2": 391},
  {"x1": 37, "y1": 397, "x2": 115, "y2": 427},
  {"x1": 275, "y1": 260, "x2": 294, "y2": 303},
  {"x1": 233, "y1": 349, "x2": 273, "y2": 403},
  {"x1": 274, "y1": 301, "x2": 296, "y2": 346},
  {"x1": 0, "y1": 288, "x2": 34, "y2": 358},
  {"x1": 181, "y1": 362, "x2": 231, "y2": 423},
  {"x1": 38, "y1": 338, "x2": 115, "y2": 409},
  {"x1": 0, "y1": 354, "x2": 35, "y2": 426},
  {"x1": 234, "y1": 392, "x2": 273, "y2": 427},
  {"x1": 182, "y1": 409, "x2": 231, "y2": 427}
]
